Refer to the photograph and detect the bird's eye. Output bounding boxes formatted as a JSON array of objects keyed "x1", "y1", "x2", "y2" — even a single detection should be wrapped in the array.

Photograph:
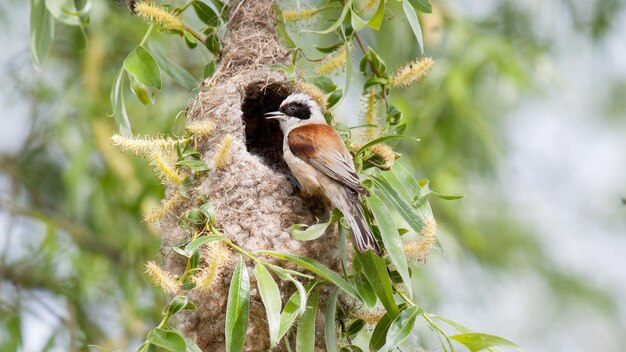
[{"x1": 287, "y1": 105, "x2": 296, "y2": 113}]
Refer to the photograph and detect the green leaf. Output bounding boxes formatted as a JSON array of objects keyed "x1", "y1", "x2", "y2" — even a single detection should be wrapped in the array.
[
  {"x1": 369, "y1": 312, "x2": 393, "y2": 351},
  {"x1": 30, "y1": 0, "x2": 55, "y2": 68},
  {"x1": 292, "y1": 209, "x2": 341, "y2": 241},
  {"x1": 225, "y1": 257, "x2": 250, "y2": 352},
  {"x1": 429, "y1": 314, "x2": 472, "y2": 333},
  {"x1": 355, "y1": 250, "x2": 399, "y2": 318},
  {"x1": 179, "y1": 235, "x2": 223, "y2": 257},
  {"x1": 350, "y1": 10, "x2": 369, "y2": 31},
  {"x1": 356, "y1": 135, "x2": 419, "y2": 156},
  {"x1": 324, "y1": 288, "x2": 340, "y2": 352},
  {"x1": 254, "y1": 264, "x2": 282, "y2": 347},
  {"x1": 277, "y1": 289, "x2": 303, "y2": 343},
  {"x1": 296, "y1": 288, "x2": 319, "y2": 352},
  {"x1": 192, "y1": 0, "x2": 219, "y2": 26},
  {"x1": 183, "y1": 31, "x2": 198, "y2": 48},
  {"x1": 305, "y1": 0, "x2": 353, "y2": 34},
  {"x1": 308, "y1": 76, "x2": 337, "y2": 93},
  {"x1": 371, "y1": 175, "x2": 428, "y2": 237},
  {"x1": 384, "y1": 306, "x2": 419, "y2": 350},
  {"x1": 146, "y1": 328, "x2": 187, "y2": 352},
  {"x1": 345, "y1": 319, "x2": 365, "y2": 337},
  {"x1": 367, "y1": 193, "x2": 412, "y2": 299},
  {"x1": 128, "y1": 73, "x2": 154, "y2": 105},
  {"x1": 44, "y1": 0, "x2": 83, "y2": 26},
  {"x1": 203, "y1": 60, "x2": 217, "y2": 79},
  {"x1": 166, "y1": 295, "x2": 195, "y2": 316},
  {"x1": 368, "y1": 0, "x2": 385, "y2": 30},
  {"x1": 110, "y1": 68, "x2": 132, "y2": 135},
  {"x1": 354, "y1": 271, "x2": 377, "y2": 307},
  {"x1": 176, "y1": 159, "x2": 210, "y2": 172},
  {"x1": 316, "y1": 43, "x2": 343, "y2": 54},
  {"x1": 412, "y1": 0, "x2": 432, "y2": 13},
  {"x1": 327, "y1": 89, "x2": 343, "y2": 109},
  {"x1": 402, "y1": 0, "x2": 424, "y2": 55},
  {"x1": 449, "y1": 333, "x2": 525, "y2": 352},
  {"x1": 291, "y1": 223, "x2": 329, "y2": 241},
  {"x1": 199, "y1": 203, "x2": 216, "y2": 226},
  {"x1": 149, "y1": 44, "x2": 197, "y2": 90},
  {"x1": 257, "y1": 251, "x2": 359, "y2": 299},
  {"x1": 123, "y1": 46, "x2": 162, "y2": 90}
]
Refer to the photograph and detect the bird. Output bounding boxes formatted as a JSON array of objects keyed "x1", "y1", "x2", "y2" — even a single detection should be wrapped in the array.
[{"x1": 266, "y1": 93, "x2": 379, "y2": 253}]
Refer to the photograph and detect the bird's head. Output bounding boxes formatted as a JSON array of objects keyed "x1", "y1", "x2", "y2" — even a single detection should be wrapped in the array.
[{"x1": 265, "y1": 93, "x2": 325, "y2": 131}]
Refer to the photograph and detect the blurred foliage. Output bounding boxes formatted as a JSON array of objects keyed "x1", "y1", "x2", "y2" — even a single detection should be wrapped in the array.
[{"x1": 0, "y1": 0, "x2": 624, "y2": 351}]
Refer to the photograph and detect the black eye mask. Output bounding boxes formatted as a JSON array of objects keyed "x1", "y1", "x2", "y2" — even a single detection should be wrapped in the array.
[{"x1": 280, "y1": 102, "x2": 311, "y2": 120}]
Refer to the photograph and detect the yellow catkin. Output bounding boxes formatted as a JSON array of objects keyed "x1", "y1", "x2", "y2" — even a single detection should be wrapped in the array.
[
  {"x1": 144, "y1": 193, "x2": 184, "y2": 224},
  {"x1": 186, "y1": 120, "x2": 214, "y2": 138},
  {"x1": 361, "y1": 89, "x2": 383, "y2": 140},
  {"x1": 193, "y1": 242, "x2": 231, "y2": 292},
  {"x1": 353, "y1": 308, "x2": 386, "y2": 325},
  {"x1": 368, "y1": 143, "x2": 397, "y2": 170},
  {"x1": 111, "y1": 134, "x2": 179, "y2": 157},
  {"x1": 150, "y1": 150, "x2": 184, "y2": 185},
  {"x1": 145, "y1": 261, "x2": 181, "y2": 294},
  {"x1": 282, "y1": 7, "x2": 320, "y2": 21},
  {"x1": 214, "y1": 135, "x2": 234, "y2": 170},
  {"x1": 403, "y1": 216, "x2": 437, "y2": 263},
  {"x1": 390, "y1": 57, "x2": 434, "y2": 88},
  {"x1": 294, "y1": 81, "x2": 326, "y2": 112},
  {"x1": 134, "y1": 1, "x2": 184, "y2": 31},
  {"x1": 316, "y1": 46, "x2": 347, "y2": 76}
]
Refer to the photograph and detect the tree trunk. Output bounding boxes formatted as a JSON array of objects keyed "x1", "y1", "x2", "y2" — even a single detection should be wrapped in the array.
[{"x1": 158, "y1": 1, "x2": 341, "y2": 350}]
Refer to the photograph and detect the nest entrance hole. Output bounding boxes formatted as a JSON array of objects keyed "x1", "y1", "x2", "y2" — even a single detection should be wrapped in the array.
[{"x1": 242, "y1": 81, "x2": 294, "y2": 173}]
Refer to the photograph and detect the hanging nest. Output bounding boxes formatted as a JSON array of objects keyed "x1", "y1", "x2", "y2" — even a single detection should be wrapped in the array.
[{"x1": 154, "y1": 0, "x2": 342, "y2": 350}]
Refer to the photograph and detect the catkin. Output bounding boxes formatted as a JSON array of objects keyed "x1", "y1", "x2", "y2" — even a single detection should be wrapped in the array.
[
  {"x1": 316, "y1": 46, "x2": 347, "y2": 76},
  {"x1": 390, "y1": 57, "x2": 434, "y2": 87},
  {"x1": 134, "y1": 1, "x2": 184, "y2": 32}
]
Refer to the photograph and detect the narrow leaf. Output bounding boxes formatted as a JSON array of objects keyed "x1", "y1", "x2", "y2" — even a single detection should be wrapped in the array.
[
  {"x1": 371, "y1": 176, "x2": 427, "y2": 236},
  {"x1": 110, "y1": 68, "x2": 132, "y2": 135},
  {"x1": 292, "y1": 223, "x2": 331, "y2": 241},
  {"x1": 384, "y1": 306, "x2": 419, "y2": 350},
  {"x1": 277, "y1": 289, "x2": 303, "y2": 343},
  {"x1": 305, "y1": 0, "x2": 353, "y2": 34},
  {"x1": 296, "y1": 288, "x2": 319, "y2": 352},
  {"x1": 369, "y1": 312, "x2": 393, "y2": 351},
  {"x1": 254, "y1": 264, "x2": 282, "y2": 347},
  {"x1": 324, "y1": 288, "x2": 340, "y2": 352},
  {"x1": 149, "y1": 44, "x2": 197, "y2": 89},
  {"x1": 355, "y1": 250, "x2": 399, "y2": 318},
  {"x1": 354, "y1": 271, "x2": 377, "y2": 307},
  {"x1": 402, "y1": 0, "x2": 424, "y2": 55},
  {"x1": 225, "y1": 257, "x2": 250, "y2": 352},
  {"x1": 128, "y1": 73, "x2": 154, "y2": 105},
  {"x1": 258, "y1": 251, "x2": 359, "y2": 299},
  {"x1": 30, "y1": 0, "x2": 55, "y2": 68},
  {"x1": 449, "y1": 333, "x2": 525, "y2": 352},
  {"x1": 367, "y1": 0, "x2": 385, "y2": 30},
  {"x1": 183, "y1": 235, "x2": 223, "y2": 256},
  {"x1": 367, "y1": 193, "x2": 412, "y2": 299},
  {"x1": 412, "y1": 0, "x2": 433, "y2": 13}
]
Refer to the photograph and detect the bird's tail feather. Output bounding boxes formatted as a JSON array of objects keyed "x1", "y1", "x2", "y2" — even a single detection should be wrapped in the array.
[{"x1": 338, "y1": 193, "x2": 379, "y2": 253}]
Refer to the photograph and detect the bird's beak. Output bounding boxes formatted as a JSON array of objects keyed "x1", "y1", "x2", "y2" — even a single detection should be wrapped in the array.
[{"x1": 265, "y1": 111, "x2": 287, "y2": 121}]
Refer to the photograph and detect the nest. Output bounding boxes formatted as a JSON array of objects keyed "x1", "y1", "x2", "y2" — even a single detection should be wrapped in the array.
[{"x1": 155, "y1": 1, "x2": 342, "y2": 350}]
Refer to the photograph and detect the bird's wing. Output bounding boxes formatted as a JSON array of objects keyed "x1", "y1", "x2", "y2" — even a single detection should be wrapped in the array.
[{"x1": 288, "y1": 124, "x2": 368, "y2": 196}]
